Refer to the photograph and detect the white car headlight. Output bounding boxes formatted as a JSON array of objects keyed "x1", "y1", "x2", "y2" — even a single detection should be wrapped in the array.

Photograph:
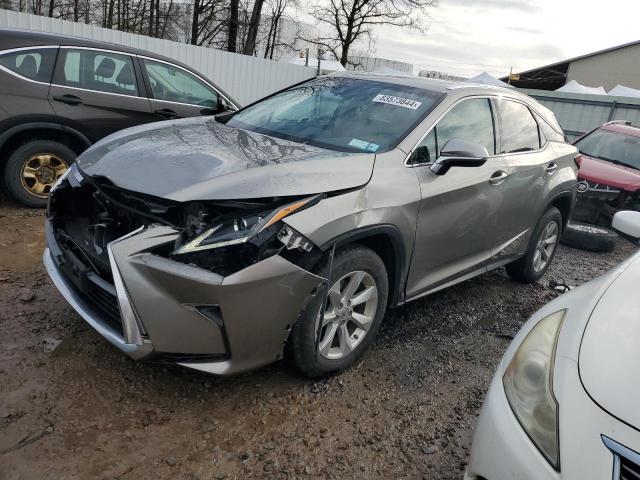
[{"x1": 503, "y1": 310, "x2": 565, "y2": 470}]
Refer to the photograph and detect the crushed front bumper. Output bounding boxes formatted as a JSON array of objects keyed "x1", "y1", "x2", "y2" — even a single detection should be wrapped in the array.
[{"x1": 44, "y1": 222, "x2": 324, "y2": 375}]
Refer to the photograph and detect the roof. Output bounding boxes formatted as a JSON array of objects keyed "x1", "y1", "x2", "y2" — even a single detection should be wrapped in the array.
[
  {"x1": 503, "y1": 39, "x2": 640, "y2": 90},
  {"x1": 329, "y1": 71, "x2": 458, "y2": 93},
  {"x1": 602, "y1": 122, "x2": 640, "y2": 138},
  {"x1": 0, "y1": 28, "x2": 192, "y2": 71}
]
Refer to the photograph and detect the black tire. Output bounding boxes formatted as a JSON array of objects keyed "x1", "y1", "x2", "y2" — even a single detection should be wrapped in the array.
[
  {"x1": 286, "y1": 245, "x2": 389, "y2": 378},
  {"x1": 506, "y1": 207, "x2": 563, "y2": 284},
  {"x1": 4, "y1": 140, "x2": 76, "y2": 208},
  {"x1": 561, "y1": 222, "x2": 617, "y2": 253}
]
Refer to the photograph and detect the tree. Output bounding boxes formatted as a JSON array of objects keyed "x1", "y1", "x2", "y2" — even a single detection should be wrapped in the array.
[
  {"x1": 308, "y1": 0, "x2": 437, "y2": 66},
  {"x1": 227, "y1": 0, "x2": 239, "y2": 52},
  {"x1": 241, "y1": 0, "x2": 264, "y2": 55}
]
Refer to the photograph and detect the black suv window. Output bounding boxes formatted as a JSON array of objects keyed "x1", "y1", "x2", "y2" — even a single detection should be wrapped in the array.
[
  {"x1": 55, "y1": 49, "x2": 139, "y2": 96},
  {"x1": 499, "y1": 100, "x2": 541, "y2": 153},
  {"x1": 416, "y1": 98, "x2": 496, "y2": 160},
  {"x1": 143, "y1": 59, "x2": 218, "y2": 107},
  {"x1": 0, "y1": 48, "x2": 57, "y2": 83}
]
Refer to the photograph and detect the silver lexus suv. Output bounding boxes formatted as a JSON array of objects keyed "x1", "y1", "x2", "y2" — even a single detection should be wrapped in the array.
[{"x1": 44, "y1": 73, "x2": 578, "y2": 377}]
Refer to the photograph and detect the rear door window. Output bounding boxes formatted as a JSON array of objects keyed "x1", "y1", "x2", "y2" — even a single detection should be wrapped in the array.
[
  {"x1": 54, "y1": 49, "x2": 139, "y2": 96},
  {"x1": 0, "y1": 48, "x2": 58, "y2": 83},
  {"x1": 499, "y1": 100, "x2": 541, "y2": 153}
]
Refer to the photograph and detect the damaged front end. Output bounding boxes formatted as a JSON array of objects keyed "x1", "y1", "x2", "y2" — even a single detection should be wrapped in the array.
[
  {"x1": 44, "y1": 164, "x2": 326, "y2": 374},
  {"x1": 575, "y1": 181, "x2": 640, "y2": 226}
]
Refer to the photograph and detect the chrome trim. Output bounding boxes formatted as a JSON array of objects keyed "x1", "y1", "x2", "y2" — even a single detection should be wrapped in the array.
[
  {"x1": 43, "y1": 247, "x2": 153, "y2": 359},
  {"x1": 602, "y1": 435, "x2": 640, "y2": 479},
  {"x1": 51, "y1": 82, "x2": 142, "y2": 99},
  {"x1": 107, "y1": 226, "x2": 145, "y2": 345}
]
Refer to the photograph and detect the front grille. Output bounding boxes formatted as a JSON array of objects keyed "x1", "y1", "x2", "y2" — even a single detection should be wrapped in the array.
[
  {"x1": 602, "y1": 436, "x2": 640, "y2": 480},
  {"x1": 620, "y1": 457, "x2": 640, "y2": 480},
  {"x1": 584, "y1": 181, "x2": 621, "y2": 194},
  {"x1": 84, "y1": 273, "x2": 122, "y2": 336}
]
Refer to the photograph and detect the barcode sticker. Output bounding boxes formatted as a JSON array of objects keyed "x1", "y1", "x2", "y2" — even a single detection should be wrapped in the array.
[{"x1": 372, "y1": 94, "x2": 422, "y2": 110}]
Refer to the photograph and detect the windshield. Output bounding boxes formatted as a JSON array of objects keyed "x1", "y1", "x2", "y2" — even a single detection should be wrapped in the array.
[
  {"x1": 226, "y1": 77, "x2": 443, "y2": 153},
  {"x1": 576, "y1": 129, "x2": 640, "y2": 170}
]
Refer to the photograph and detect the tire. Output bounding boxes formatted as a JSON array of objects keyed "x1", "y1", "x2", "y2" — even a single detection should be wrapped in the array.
[
  {"x1": 560, "y1": 222, "x2": 617, "y2": 253},
  {"x1": 4, "y1": 140, "x2": 76, "y2": 208},
  {"x1": 506, "y1": 207, "x2": 563, "y2": 284},
  {"x1": 286, "y1": 245, "x2": 389, "y2": 378}
]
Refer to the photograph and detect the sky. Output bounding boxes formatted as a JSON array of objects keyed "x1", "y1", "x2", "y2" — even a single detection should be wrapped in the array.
[{"x1": 366, "y1": 0, "x2": 640, "y2": 78}]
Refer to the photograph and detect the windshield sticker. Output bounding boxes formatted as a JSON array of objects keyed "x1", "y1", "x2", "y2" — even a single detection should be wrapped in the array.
[
  {"x1": 348, "y1": 139, "x2": 379, "y2": 152},
  {"x1": 372, "y1": 94, "x2": 422, "y2": 110},
  {"x1": 349, "y1": 138, "x2": 370, "y2": 150},
  {"x1": 366, "y1": 143, "x2": 380, "y2": 152}
]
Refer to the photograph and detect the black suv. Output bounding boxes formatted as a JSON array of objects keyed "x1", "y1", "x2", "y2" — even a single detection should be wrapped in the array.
[{"x1": 0, "y1": 28, "x2": 237, "y2": 207}]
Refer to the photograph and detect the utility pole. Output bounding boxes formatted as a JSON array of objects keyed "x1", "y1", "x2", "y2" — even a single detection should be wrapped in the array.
[
  {"x1": 508, "y1": 67, "x2": 513, "y2": 85},
  {"x1": 317, "y1": 48, "x2": 324, "y2": 76}
]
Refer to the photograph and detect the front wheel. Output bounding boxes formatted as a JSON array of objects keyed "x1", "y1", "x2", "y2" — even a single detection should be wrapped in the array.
[
  {"x1": 286, "y1": 245, "x2": 389, "y2": 378},
  {"x1": 506, "y1": 207, "x2": 562, "y2": 283},
  {"x1": 4, "y1": 140, "x2": 76, "y2": 208}
]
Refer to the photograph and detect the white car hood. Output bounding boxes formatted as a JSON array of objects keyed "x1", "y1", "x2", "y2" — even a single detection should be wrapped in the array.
[{"x1": 579, "y1": 254, "x2": 640, "y2": 428}]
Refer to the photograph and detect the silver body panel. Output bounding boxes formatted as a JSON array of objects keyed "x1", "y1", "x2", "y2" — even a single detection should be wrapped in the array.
[{"x1": 44, "y1": 77, "x2": 578, "y2": 374}]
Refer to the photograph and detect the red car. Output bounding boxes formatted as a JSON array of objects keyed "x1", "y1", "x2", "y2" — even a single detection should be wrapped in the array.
[{"x1": 574, "y1": 121, "x2": 640, "y2": 226}]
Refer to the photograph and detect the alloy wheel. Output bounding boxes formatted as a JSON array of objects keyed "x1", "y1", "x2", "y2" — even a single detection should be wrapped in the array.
[
  {"x1": 20, "y1": 153, "x2": 69, "y2": 198},
  {"x1": 316, "y1": 271, "x2": 378, "y2": 360},
  {"x1": 533, "y1": 220, "x2": 559, "y2": 273}
]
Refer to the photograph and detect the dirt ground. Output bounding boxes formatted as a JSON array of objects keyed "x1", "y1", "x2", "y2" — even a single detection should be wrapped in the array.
[{"x1": 0, "y1": 197, "x2": 635, "y2": 480}]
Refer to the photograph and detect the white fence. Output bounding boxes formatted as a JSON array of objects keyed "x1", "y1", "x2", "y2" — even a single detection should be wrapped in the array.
[
  {"x1": 0, "y1": 9, "x2": 317, "y2": 105},
  {"x1": 521, "y1": 88, "x2": 640, "y2": 141}
]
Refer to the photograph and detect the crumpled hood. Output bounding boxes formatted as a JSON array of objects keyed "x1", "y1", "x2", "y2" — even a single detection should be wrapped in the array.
[
  {"x1": 578, "y1": 154, "x2": 640, "y2": 192},
  {"x1": 579, "y1": 254, "x2": 640, "y2": 427},
  {"x1": 77, "y1": 116, "x2": 375, "y2": 201}
]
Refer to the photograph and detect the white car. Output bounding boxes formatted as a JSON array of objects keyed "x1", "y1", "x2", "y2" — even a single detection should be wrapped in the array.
[{"x1": 466, "y1": 211, "x2": 640, "y2": 480}]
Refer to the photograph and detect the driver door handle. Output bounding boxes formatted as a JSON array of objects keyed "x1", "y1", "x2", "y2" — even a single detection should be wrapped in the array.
[
  {"x1": 53, "y1": 94, "x2": 83, "y2": 105},
  {"x1": 489, "y1": 170, "x2": 508, "y2": 185}
]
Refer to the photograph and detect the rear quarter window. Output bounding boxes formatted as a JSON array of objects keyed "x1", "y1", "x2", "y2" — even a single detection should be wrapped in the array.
[{"x1": 0, "y1": 48, "x2": 58, "y2": 83}]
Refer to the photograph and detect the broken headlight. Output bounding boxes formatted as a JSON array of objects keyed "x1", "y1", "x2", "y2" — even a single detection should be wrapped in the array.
[
  {"x1": 170, "y1": 197, "x2": 317, "y2": 276},
  {"x1": 174, "y1": 197, "x2": 316, "y2": 254}
]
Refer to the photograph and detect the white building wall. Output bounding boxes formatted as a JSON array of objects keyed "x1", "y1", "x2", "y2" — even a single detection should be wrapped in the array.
[
  {"x1": 0, "y1": 9, "x2": 317, "y2": 105},
  {"x1": 567, "y1": 43, "x2": 640, "y2": 91}
]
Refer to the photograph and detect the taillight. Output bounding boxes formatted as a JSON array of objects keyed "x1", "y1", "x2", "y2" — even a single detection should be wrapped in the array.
[{"x1": 574, "y1": 154, "x2": 582, "y2": 168}]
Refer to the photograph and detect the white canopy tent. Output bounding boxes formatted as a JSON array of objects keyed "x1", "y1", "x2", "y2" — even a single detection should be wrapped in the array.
[
  {"x1": 608, "y1": 84, "x2": 640, "y2": 98},
  {"x1": 463, "y1": 72, "x2": 512, "y2": 87},
  {"x1": 556, "y1": 80, "x2": 606, "y2": 95}
]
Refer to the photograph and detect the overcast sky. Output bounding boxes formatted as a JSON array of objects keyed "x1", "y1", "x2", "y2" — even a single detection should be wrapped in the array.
[{"x1": 367, "y1": 0, "x2": 639, "y2": 79}]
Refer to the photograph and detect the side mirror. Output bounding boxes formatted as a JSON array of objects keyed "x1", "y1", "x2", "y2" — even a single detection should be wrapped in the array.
[
  {"x1": 217, "y1": 96, "x2": 236, "y2": 113},
  {"x1": 430, "y1": 138, "x2": 489, "y2": 175},
  {"x1": 612, "y1": 211, "x2": 640, "y2": 244}
]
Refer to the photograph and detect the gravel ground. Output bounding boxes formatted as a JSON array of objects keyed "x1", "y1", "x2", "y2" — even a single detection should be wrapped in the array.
[{"x1": 0, "y1": 197, "x2": 636, "y2": 480}]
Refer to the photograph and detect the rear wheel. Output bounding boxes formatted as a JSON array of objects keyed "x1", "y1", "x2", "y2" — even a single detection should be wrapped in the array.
[
  {"x1": 4, "y1": 140, "x2": 75, "y2": 208},
  {"x1": 286, "y1": 245, "x2": 388, "y2": 378},
  {"x1": 506, "y1": 207, "x2": 562, "y2": 283}
]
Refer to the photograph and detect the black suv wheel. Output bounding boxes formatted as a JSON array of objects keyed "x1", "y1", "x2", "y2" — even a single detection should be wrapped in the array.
[
  {"x1": 286, "y1": 245, "x2": 389, "y2": 378},
  {"x1": 4, "y1": 140, "x2": 75, "y2": 208},
  {"x1": 506, "y1": 207, "x2": 562, "y2": 284}
]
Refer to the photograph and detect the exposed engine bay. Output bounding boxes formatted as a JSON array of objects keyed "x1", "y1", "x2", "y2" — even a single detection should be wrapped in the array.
[{"x1": 48, "y1": 168, "x2": 320, "y2": 281}]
